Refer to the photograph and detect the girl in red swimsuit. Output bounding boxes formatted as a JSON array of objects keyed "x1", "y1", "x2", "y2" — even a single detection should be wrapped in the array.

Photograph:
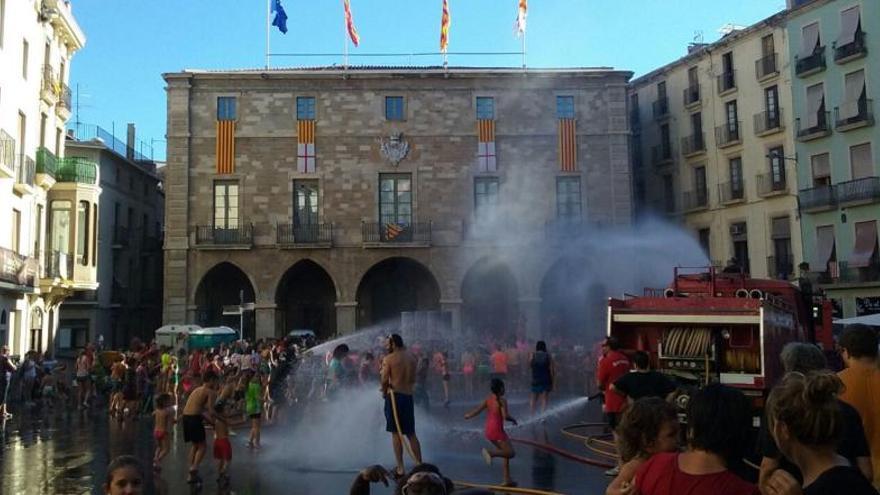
[{"x1": 464, "y1": 378, "x2": 518, "y2": 487}]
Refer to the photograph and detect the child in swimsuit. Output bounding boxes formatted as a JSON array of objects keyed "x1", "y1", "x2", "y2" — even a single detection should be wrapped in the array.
[
  {"x1": 153, "y1": 393, "x2": 174, "y2": 472},
  {"x1": 464, "y1": 378, "x2": 518, "y2": 487},
  {"x1": 213, "y1": 401, "x2": 232, "y2": 485}
]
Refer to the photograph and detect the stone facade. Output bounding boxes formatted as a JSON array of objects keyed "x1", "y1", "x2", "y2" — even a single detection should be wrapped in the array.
[{"x1": 163, "y1": 67, "x2": 633, "y2": 339}]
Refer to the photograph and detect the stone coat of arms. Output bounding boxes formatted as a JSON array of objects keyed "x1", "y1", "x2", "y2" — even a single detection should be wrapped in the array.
[{"x1": 380, "y1": 133, "x2": 410, "y2": 166}]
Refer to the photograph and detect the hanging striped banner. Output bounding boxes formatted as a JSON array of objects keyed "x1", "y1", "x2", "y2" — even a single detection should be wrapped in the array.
[
  {"x1": 216, "y1": 120, "x2": 235, "y2": 174},
  {"x1": 440, "y1": 0, "x2": 450, "y2": 53},
  {"x1": 344, "y1": 0, "x2": 360, "y2": 47},
  {"x1": 477, "y1": 119, "x2": 496, "y2": 172},
  {"x1": 558, "y1": 119, "x2": 577, "y2": 172},
  {"x1": 297, "y1": 119, "x2": 316, "y2": 173}
]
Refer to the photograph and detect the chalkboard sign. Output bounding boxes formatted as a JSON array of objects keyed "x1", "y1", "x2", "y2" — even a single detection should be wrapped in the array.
[{"x1": 856, "y1": 297, "x2": 880, "y2": 316}]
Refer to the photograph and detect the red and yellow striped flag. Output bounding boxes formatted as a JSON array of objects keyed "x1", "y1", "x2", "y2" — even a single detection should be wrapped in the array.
[
  {"x1": 558, "y1": 119, "x2": 577, "y2": 172},
  {"x1": 515, "y1": 0, "x2": 528, "y2": 37},
  {"x1": 344, "y1": 0, "x2": 360, "y2": 47},
  {"x1": 477, "y1": 119, "x2": 496, "y2": 172},
  {"x1": 297, "y1": 119, "x2": 316, "y2": 173},
  {"x1": 216, "y1": 120, "x2": 235, "y2": 174},
  {"x1": 440, "y1": 0, "x2": 450, "y2": 53}
]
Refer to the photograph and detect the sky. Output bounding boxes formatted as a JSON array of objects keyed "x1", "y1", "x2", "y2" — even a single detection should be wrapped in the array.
[{"x1": 68, "y1": 0, "x2": 786, "y2": 161}]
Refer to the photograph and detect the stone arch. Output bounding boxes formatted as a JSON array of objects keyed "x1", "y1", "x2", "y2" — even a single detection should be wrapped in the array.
[
  {"x1": 194, "y1": 262, "x2": 257, "y2": 340},
  {"x1": 355, "y1": 257, "x2": 440, "y2": 328},
  {"x1": 461, "y1": 258, "x2": 520, "y2": 337},
  {"x1": 275, "y1": 259, "x2": 338, "y2": 340},
  {"x1": 539, "y1": 257, "x2": 606, "y2": 340}
]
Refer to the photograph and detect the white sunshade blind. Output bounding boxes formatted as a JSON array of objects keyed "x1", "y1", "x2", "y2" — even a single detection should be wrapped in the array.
[
  {"x1": 849, "y1": 221, "x2": 877, "y2": 268},
  {"x1": 851, "y1": 143, "x2": 874, "y2": 179},
  {"x1": 837, "y1": 6, "x2": 861, "y2": 46},
  {"x1": 811, "y1": 153, "x2": 831, "y2": 179},
  {"x1": 806, "y1": 84, "x2": 825, "y2": 128},
  {"x1": 841, "y1": 70, "x2": 866, "y2": 120},
  {"x1": 799, "y1": 23, "x2": 820, "y2": 59},
  {"x1": 814, "y1": 225, "x2": 835, "y2": 271}
]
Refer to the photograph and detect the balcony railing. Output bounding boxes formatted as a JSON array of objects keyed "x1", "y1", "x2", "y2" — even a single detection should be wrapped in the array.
[
  {"x1": 67, "y1": 123, "x2": 153, "y2": 162},
  {"x1": 651, "y1": 144, "x2": 674, "y2": 166},
  {"x1": 44, "y1": 250, "x2": 73, "y2": 279},
  {"x1": 362, "y1": 222, "x2": 431, "y2": 245},
  {"x1": 195, "y1": 224, "x2": 253, "y2": 246},
  {"x1": 683, "y1": 85, "x2": 700, "y2": 106},
  {"x1": 834, "y1": 31, "x2": 868, "y2": 63},
  {"x1": 14, "y1": 154, "x2": 36, "y2": 188},
  {"x1": 0, "y1": 130, "x2": 14, "y2": 175},
  {"x1": 0, "y1": 247, "x2": 38, "y2": 288},
  {"x1": 754, "y1": 108, "x2": 784, "y2": 135},
  {"x1": 836, "y1": 176, "x2": 880, "y2": 205},
  {"x1": 798, "y1": 185, "x2": 836, "y2": 211},
  {"x1": 835, "y1": 99, "x2": 874, "y2": 130},
  {"x1": 56, "y1": 157, "x2": 98, "y2": 184},
  {"x1": 796, "y1": 112, "x2": 831, "y2": 141},
  {"x1": 680, "y1": 133, "x2": 706, "y2": 156},
  {"x1": 113, "y1": 225, "x2": 130, "y2": 247},
  {"x1": 757, "y1": 173, "x2": 788, "y2": 196},
  {"x1": 40, "y1": 65, "x2": 58, "y2": 103},
  {"x1": 719, "y1": 181, "x2": 745, "y2": 203},
  {"x1": 717, "y1": 70, "x2": 737, "y2": 94},
  {"x1": 755, "y1": 53, "x2": 779, "y2": 80},
  {"x1": 796, "y1": 46, "x2": 826, "y2": 76},
  {"x1": 715, "y1": 122, "x2": 741, "y2": 147},
  {"x1": 277, "y1": 223, "x2": 333, "y2": 246},
  {"x1": 57, "y1": 83, "x2": 72, "y2": 114},
  {"x1": 36, "y1": 147, "x2": 57, "y2": 178},
  {"x1": 768, "y1": 255, "x2": 795, "y2": 280},
  {"x1": 682, "y1": 189, "x2": 709, "y2": 211},
  {"x1": 652, "y1": 97, "x2": 669, "y2": 119}
]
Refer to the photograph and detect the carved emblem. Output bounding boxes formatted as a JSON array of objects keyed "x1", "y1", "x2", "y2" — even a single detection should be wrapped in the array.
[{"x1": 379, "y1": 133, "x2": 410, "y2": 166}]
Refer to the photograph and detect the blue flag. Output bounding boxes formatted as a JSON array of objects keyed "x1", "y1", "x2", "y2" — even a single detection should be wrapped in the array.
[{"x1": 271, "y1": 0, "x2": 288, "y2": 34}]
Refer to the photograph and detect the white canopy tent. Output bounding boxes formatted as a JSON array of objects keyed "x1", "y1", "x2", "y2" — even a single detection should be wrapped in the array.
[{"x1": 833, "y1": 313, "x2": 880, "y2": 327}]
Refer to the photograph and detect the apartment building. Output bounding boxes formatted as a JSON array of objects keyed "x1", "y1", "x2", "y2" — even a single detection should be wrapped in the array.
[
  {"x1": 0, "y1": 0, "x2": 98, "y2": 356},
  {"x1": 788, "y1": 0, "x2": 880, "y2": 318},
  {"x1": 163, "y1": 67, "x2": 633, "y2": 339},
  {"x1": 630, "y1": 12, "x2": 802, "y2": 280},
  {"x1": 60, "y1": 124, "x2": 163, "y2": 349}
]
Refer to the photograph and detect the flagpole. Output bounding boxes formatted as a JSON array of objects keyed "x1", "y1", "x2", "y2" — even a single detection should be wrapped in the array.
[
  {"x1": 266, "y1": 0, "x2": 271, "y2": 69},
  {"x1": 521, "y1": 31, "x2": 526, "y2": 69},
  {"x1": 343, "y1": 0, "x2": 349, "y2": 69}
]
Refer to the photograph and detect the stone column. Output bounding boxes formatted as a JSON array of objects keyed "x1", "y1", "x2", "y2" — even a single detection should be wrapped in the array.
[
  {"x1": 440, "y1": 299, "x2": 463, "y2": 332},
  {"x1": 335, "y1": 302, "x2": 358, "y2": 335},
  {"x1": 518, "y1": 297, "x2": 542, "y2": 339},
  {"x1": 255, "y1": 302, "x2": 277, "y2": 339}
]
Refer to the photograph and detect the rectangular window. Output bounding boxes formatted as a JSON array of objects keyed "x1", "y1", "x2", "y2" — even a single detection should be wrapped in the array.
[
  {"x1": 379, "y1": 174, "x2": 412, "y2": 224},
  {"x1": 772, "y1": 216, "x2": 793, "y2": 279},
  {"x1": 0, "y1": 0, "x2": 5, "y2": 49},
  {"x1": 556, "y1": 176, "x2": 582, "y2": 221},
  {"x1": 722, "y1": 52, "x2": 733, "y2": 74},
  {"x1": 850, "y1": 143, "x2": 873, "y2": 179},
  {"x1": 731, "y1": 222, "x2": 750, "y2": 274},
  {"x1": 761, "y1": 34, "x2": 775, "y2": 57},
  {"x1": 476, "y1": 97, "x2": 495, "y2": 120},
  {"x1": 556, "y1": 96, "x2": 575, "y2": 119},
  {"x1": 837, "y1": 6, "x2": 862, "y2": 47},
  {"x1": 811, "y1": 153, "x2": 831, "y2": 186},
  {"x1": 17, "y1": 111, "x2": 25, "y2": 153},
  {"x1": 687, "y1": 67, "x2": 699, "y2": 88},
  {"x1": 39, "y1": 113, "x2": 47, "y2": 148},
  {"x1": 698, "y1": 228, "x2": 711, "y2": 258},
  {"x1": 663, "y1": 175, "x2": 675, "y2": 213},
  {"x1": 296, "y1": 96, "x2": 316, "y2": 120},
  {"x1": 474, "y1": 177, "x2": 500, "y2": 218},
  {"x1": 660, "y1": 123, "x2": 671, "y2": 156},
  {"x1": 694, "y1": 166, "x2": 707, "y2": 205},
  {"x1": 21, "y1": 39, "x2": 28, "y2": 79},
  {"x1": 806, "y1": 82, "x2": 825, "y2": 128},
  {"x1": 51, "y1": 200, "x2": 71, "y2": 254},
  {"x1": 217, "y1": 96, "x2": 236, "y2": 121},
  {"x1": 765, "y1": 86, "x2": 779, "y2": 123},
  {"x1": 213, "y1": 181, "x2": 240, "y2": 229},
  {"x1": 843, "y1": 69, "x2": 866, "y2": 107},
  {"x1": 55, "y1": 128, "x2": 62, "y2": 155},
  {"x1": 77, "y1": 201, "x2": 89, "y2": 266},
  {"x1": 657, "y1": 81, "x2": 667, "y2": 99},
  {"x1": 293, "y1": 180, "x2": 319, "y2": 227},
  {"x1": 799, "y1": 22, "x2": 821, "y2": 58},
  {"x1": 725, "y1": 100, "x2": 739, "y2": 132},
  {"x1": 729, "y1": 157, "x2": 744, "y2": 198},
  {"x1": 769, "y1": 146, "x2": 785, "y2": 187},
  {"x1": 11, "y1": 209, "x2": 20, "y2": 253},
  {"x1": 385, "y1": 96, "x2": 405, "y2": 121},
  {"x1": 34, "y1": 204, "x2": 43, "y2": 256}
]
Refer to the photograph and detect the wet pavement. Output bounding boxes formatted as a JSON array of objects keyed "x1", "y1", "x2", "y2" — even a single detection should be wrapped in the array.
[{"x1": 0, "y1": 394, "x2": 611, "y2": 494}]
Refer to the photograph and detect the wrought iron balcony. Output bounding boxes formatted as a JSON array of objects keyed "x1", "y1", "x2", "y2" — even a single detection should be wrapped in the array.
[
  {"x1": 715, "y1": 122, "x2": 741, "y2": 147},
  {"x1": 836, "y1": 176, "x2": 880, "y2": 205},
  {"x1": 362, "y1": 222, "x2": 431, "y2": 245},
  {"x1": 651, "y1": 144, "x2": 674, "y2": 166},
  {"x1": 56, "y1": 157, "x2": 98, "y2": 184},
  {"x1": 798, "y1": 185, "x2": 836, "y2": 212},
  {"x1": 835, "y1": 99, "x2": 874, "y2": 131},
  {"x1": 40, "y1": 65, "x2": 59, "y2": 104},
  {"x1": 767, "y1": 255, "x2": 795, "y2": 280},
  {"x1": 14, "y1": 154, "x2": 36, "y2": 190},
  {"x1": 683, "y1": 85, "x2": 700, "y2": 107},
  {"x1": 682, "y1": 189, "x2": 709, "y2": 211},
  {"x1": 36, "y1": 147, "x2": 57, "y2": 178},
  {"x1": 716, "y1": 70, "x2": 736, "y2": 94},
  {"x1": 755, "y1": 53, "x2": 779, "y2": 80},
  {"x1": 652, "y1": 97, "x2": 669, "y2": 120},
  {"x1": 44, "y1": 250, "x2": 73, "y2": 279},
  {"x1": 195, "y1": 224, "x2": 254, "y2": 247},
  {"x1": 719, "y1": 181, "x2": 745, "y2": 204},
  {"x1": 834, "y1": 31, "x2": 868, "y2": 63},
  {"x1": 113, "y1": 225, "x2": 130, "y2": 247},
  {"x1": 757, "y1": 173, "x2": 788, "y2": 197},
  {"x1": 0, "y1": 130, "x2": 14, "y2": 178},
  {"x1": 56, "y1": 83, "x2": 72, "y2": 119},
  {"x1": 796, "y1": 46, "x2": 826, "y2": 77},
  {"x1": 277, "y1": 223, "x2": 333, "y2": 247},
  {"x1": 681, "y1": 133, "x2": 706, "y2": 157},
  {"x1": 0, "y1": 247, "x2": 38, "y2": 288},
  {"x1": 754, "y1": 108, "x2": 784, "y2": 135},
  {"x1": 796, "y1": 112, "x2": 832, "y2": 141}
]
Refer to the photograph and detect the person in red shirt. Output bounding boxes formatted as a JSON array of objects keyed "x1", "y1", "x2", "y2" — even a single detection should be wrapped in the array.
[
  {"x1": 597, "y1": 336, "x2": 631, "y2": 476},
  {"x1": 635, "y1": 384, "x2": 759, "y2": 495},
  {"x1": 490, "y1": 347, "x2": 509, "y2": 382}
]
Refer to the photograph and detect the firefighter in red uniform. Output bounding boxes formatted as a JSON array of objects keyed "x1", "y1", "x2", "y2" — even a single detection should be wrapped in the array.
[{"x1": 596, "y1": 336, "x2": 631, "y2": 476}]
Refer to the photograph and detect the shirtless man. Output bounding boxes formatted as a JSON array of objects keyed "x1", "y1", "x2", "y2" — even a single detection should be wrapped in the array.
[
  {"x1": 182, "y1": 371, "x2": 218, "y2": 484},
  {"x1": 380, "y1": 334, "x2": 423, "y2": 477}
]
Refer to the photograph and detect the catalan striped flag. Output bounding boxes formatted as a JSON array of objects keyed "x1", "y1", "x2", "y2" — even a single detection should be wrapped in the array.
[
  {"x1": 440, "y1": 0, "x2": 450, "y2": 53},
  {"x1": 344, "y1": 0, "x2": 360, "y2": 47},
  {"x1": 477, "y1": 119, "x2": 497, "y2": 172},
  {"x1": 515, "y1": 0, "x2": 527, "y2": 37},
  {"x1": 297, "y1": 120, "x2": 316, "y2": 173},
  {"x1": 385, "y1": 223, "x2": 404, "y2": 240},
  {"x1": 558, "y1": 118, "x2": 577, "y2": 172},
  {"x1": 216, "y1": 120, "x2": 235, "y2": 174}
]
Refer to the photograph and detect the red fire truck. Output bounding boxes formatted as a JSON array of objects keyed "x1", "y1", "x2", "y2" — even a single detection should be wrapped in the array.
[{"x1": 607, "y1": 267, "x2": 833, "y2": 411}]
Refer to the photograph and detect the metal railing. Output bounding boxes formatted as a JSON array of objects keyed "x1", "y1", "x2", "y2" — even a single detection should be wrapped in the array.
[
  {"x1": 834, "y1": 30, "x2": 867, "y2": 62},
  {"x1": 40, "y1": 65, "x2": 58, "y2": 100},
  {"x1": 0, "y1": 130, "x2": 15, "y2": 170},
  {"x1": 652, "y1": 97, "x2": 669, "y2": 119},
  {"x1": 682, "y1": 189, "x2": 709, "y2": 211},
  {"x1": 755, "y1": 53, "x2": 778, "y2": 79},
  {"x1": 651, "y1": 143, "x2": 673, "y2": 166},
  {"x1": 14, "y1": 154, "x2": 35, "y2": 187},
  {"x1": 717, "y1": 70, "x2": 737, "y2": 93},
  {"x1": 796, "y1": 112, "x2": 831, "y2": 139},
  {"x1": 835, "y1": 99, "x2": 874, "y2": 129},
  {"x1": 0, "y1": 247, "x2": 38, "y2": 287},
  {"x1": 362, "y1": 221, "x2": 431, "y2": 244},
  {"x1": 757, "y1": 173, "x2": 788, "y2": 196},
  {"x1": 836, "y1": 176, "x2": 880, "y2": 205},
  {"x1": 44, "y1": 250, "x2": 72, "y2": 279},
  {"x1": 277, "y1": 223, "x2": 332, "y2": 245},
  {"x1": 798, "y1": 185, "x2": 836, "y2": 211},
  {"x1": 683, "y1": 85, "x2": 700, "y2": 106},
  {"x1": 67, "y1": 122, "x2": 153, "y2": 162},
  {"x1": 719, "y1": 181, "x2": 745, "y2": 203},
  {"x1": 113, "y1": 225, "x2": 130, "y2": 246},
  {"x1": 36, "y1": 147, "x2": 57, "y2": 177},
  {"x1": 680, "y1": 133, "x2": 706, "y2": 156},
  {"x1": 767, "y1": 255, "x2": 795, "y2": 280},
  {"x1": 56, "y1": 157, "x2": 98, "y2": 184},
  {"x1": 715, "y1": 122, "x2": 741, "y2": 146},
  {"x1": 754, "y1": 108, "x2": 784, "y2": 134},
  {"x1": 796, "y1": 46, "x2": 826, "y2": 76},
  {"x1": 194, "y1": 224, "x2": 253, "y2": 246},
  {"x1": 57, "y1": 83, "x2": 72, "y2": 112}
]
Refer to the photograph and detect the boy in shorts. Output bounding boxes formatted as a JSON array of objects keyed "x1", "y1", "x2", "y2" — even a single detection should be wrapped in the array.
[{"x1": 182, "y1": 371, "x2": 218, "y2": 484}]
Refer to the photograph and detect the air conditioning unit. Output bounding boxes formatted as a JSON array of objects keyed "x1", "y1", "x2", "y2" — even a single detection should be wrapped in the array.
[{"x1": 729, "y1": 224, "x2": 746, "y2": 237}]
